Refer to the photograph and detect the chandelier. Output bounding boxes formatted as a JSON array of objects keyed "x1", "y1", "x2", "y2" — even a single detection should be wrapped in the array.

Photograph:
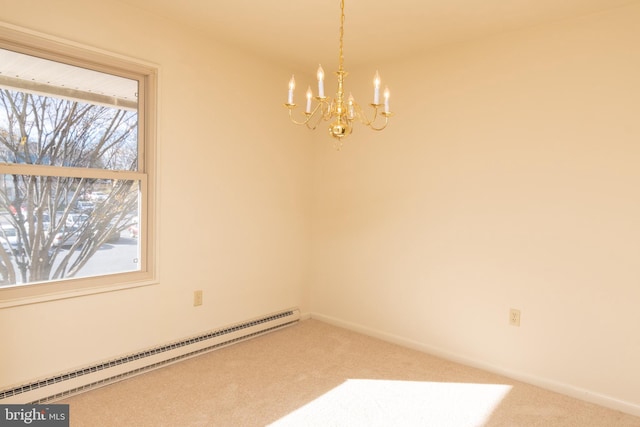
[{"x1": 284, "y1": 0, "x2": 393, "y2": 148}]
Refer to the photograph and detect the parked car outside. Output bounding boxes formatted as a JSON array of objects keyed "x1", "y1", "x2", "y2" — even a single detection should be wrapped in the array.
[
  {"x1": 23, "y1": 212, "x2": 51, "y2": 234},
  {"x1": 89, "y1": 192, "x2": 108, "y2": 202},
  {"x1": 52, "y1": 225, "x2": 82, "y2": 247},
  {"x1": 75, "y1": 200, "x2": 95, "y2": 213},
  {"x1": 65, "y1": 213, "x2": 89, "y2": 228},
  {"x1": 51, "y1": 212, "x2": 88, "y2": 248},
  {"x1": 0, "y1": 224, "x2": 20, "y2": 256},
  {"x1": 0, "y1": 240, "x2": 11, "y2": 256}
]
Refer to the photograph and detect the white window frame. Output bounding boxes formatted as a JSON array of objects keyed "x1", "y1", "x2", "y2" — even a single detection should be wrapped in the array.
[{"x1": 0, "y1": 24, "x2": 157, "y2": 307}]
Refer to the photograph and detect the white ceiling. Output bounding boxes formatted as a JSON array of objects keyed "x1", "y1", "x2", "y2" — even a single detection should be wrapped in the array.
[{"x1": 119, "y1": 0, "x2": 637, "y2": 68}]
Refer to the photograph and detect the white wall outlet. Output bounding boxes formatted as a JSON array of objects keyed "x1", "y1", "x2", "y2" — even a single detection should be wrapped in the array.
[
  {"x1": 509, "y1": 308, "x2": 521, "y2": 326},
  {"x1": 194, "y1": 290, "x2": 203, "y2": 307}
]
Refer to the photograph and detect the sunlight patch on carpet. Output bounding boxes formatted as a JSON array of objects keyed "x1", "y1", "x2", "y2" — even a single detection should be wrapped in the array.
[{"x1": 270, "y1": 379, "x2": 512, "y2": 426}]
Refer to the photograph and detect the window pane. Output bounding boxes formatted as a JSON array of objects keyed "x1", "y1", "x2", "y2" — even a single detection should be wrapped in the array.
[
  {"x1": 0, "y1": 28, "x2": 155, "y2": 304},
  {"x1": 0, "y1": 48, "x2": 138, "y2": 171},
  {"x1": 0, "y1": 175, "x2": 140, "y2": 286}
]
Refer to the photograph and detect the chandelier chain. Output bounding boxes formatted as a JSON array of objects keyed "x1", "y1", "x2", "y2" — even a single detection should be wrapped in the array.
[{"x1": 338, "y1": 0, "x2": 345, "y2": 73}]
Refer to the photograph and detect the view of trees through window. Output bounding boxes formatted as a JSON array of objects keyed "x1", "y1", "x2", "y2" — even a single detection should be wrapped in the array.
[{"x1": 0, "y1": 47, "x2": 143, "y2": 287}]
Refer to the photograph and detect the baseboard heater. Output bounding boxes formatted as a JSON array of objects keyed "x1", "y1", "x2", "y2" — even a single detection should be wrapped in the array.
[{"x1": 0, "y1": 308, "x2": 300, "y2": 404}]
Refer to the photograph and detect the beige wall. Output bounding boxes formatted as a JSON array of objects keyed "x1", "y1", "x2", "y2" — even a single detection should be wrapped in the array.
[
  {"x1": 0, "y1": 0, "x2": 312, "y2": 387},
  {"x1": 1, "y1": 0, "x2": 639, "y2": 417},
  {"x1": 310, "y1": 2, "x2": 640, "y2": 413}
]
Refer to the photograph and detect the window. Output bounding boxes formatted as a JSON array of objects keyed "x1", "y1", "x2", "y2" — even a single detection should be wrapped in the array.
[{"x1": 0, "y1": 26, "x2": 156, "y2": 306}]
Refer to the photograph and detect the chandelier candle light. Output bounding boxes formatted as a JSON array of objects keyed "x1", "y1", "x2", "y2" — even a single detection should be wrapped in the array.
[{"x1": 284, "y1": 0, "x2": 393, "y2": 147}]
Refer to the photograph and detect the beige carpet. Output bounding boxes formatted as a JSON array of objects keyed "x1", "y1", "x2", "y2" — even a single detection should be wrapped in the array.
[{"x1": 60, "y1": 319, "x2": 640, "y2": 426}]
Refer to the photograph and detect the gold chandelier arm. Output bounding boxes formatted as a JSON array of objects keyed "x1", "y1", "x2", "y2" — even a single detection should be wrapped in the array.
[
  {"x1": 351, "y1": 100, "x2": 375, "y2": 125},
  {"x1": 350, "y1": 101, "x2": 392, "y2": 131},
  {"x1": 306, "y1": 103, "x2": 329, "y2": 130},
  {"x1": 367, "y1": 115, "x2": 390, "y2": 131},
  {"x1": 322, "y1": 99, "x2": 334, "y2": 122},
  {"x1": 285, "y1": 100, "x2": 332, "y2": 129},
  {"x1": 285, "y1": 105, "x2": 312, "y2": 126}
]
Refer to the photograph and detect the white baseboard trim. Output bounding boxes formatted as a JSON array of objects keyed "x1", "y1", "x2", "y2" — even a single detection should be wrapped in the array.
[
  {"x1": 309, "y1": 312, "x2": 640, "y2": 418},
  {"x1": 1, "y1": 309, "x2": 301, "y2": 404},
  {"x1": 299, "y1": 311, "x2": 313, "y2": 321}
]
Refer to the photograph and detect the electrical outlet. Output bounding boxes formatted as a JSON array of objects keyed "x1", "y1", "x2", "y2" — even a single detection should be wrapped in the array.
[
  {"x1": 509, "y1": 308, "x2": 521, "y2": 326},
  {"x1": 194, "y1": 290, "x2": 203, "y2": 307}
]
